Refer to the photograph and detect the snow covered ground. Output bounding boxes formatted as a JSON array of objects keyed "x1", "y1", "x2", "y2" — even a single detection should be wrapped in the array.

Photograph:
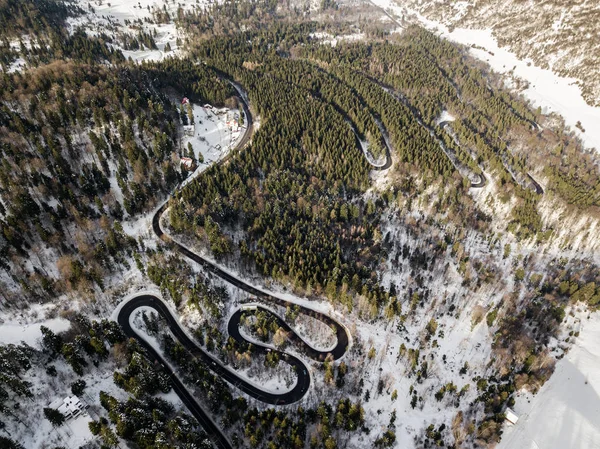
[
  {"x1": 69, "y1": 0, "x2": 211, "y2": 62},
  {"x1": 120, "y1": 23, "x2": 181, "y2": 62},
  {"x1": 0, "y1": 317, "x2": 70, "y2": 347},
  {"x1": 369, "y1": 0, "x2": 600, "y2": 153},
  {"x1": 0, "y1": 302, "x2": 71, "y2": 347},
  {"x1": 56, "y1": 414, "x2": 95, "y2": 448},
  {"x1": 497, "y1": 309, "x2": 600, "y2": 449},
  {"x1": 310, "y1": 31, "x2": 366, "y2": 47},
  {"x1": 180, "y1": 104, "x2": 244, "y2": 188},
  {"x1": 76, "y1": 0, "x2": 170, "y2": 22},
  {"x1": 435, "y1": 110, "x2": 455, "y2": 125}
]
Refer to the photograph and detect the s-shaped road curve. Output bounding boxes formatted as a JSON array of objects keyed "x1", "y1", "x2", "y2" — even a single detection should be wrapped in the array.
[{"x1": 117, "y1": 79, "x2": 390, "y2": 448}]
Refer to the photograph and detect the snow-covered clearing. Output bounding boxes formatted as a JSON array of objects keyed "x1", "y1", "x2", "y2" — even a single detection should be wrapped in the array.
[
  {"x1": 0, "y1": 302, "x2": 71, "y2": 348},
  {"x1": 369, "y1": 0, "x2": 600, "y2": 153},
  {"x1": 435, "y1": 110, "x2": 455, "y2": 125},
  {"x1": 0, "y1": 317, "x2": 70, "y2": 347},
  {"x1": 293, "y1": 313, "x2": 337, "y2": 352},
  {"x1": 347, "y1": 307, "x2": 490, "y2": 448},
  {"x1": 76, "y1": 0, "x2": 165, "y2": 22},
  {"x1": 120, "y1": 23, "x2": 181, "y2": 62},
  {"x1": 180, "y1": 103, "x2": 244, "y2": 188},
  {"x1": 237, "y1": 366, "x2": 297, "y2": 393},
  {"x1": 310, "y1": 31, "x2": 366, "y2": 47},
  {"x1": 52, "y1": 413, "x2": 95, "y2": 449},
  {"x1": 7, "y1": 57, "x2": 26, "y2": 73},
  {"x1": 69, "y1": 0, "x2": 211, "y2": 62},
  {"x1": 497, "y1": 308, "x2": 600, "y2": 449}
]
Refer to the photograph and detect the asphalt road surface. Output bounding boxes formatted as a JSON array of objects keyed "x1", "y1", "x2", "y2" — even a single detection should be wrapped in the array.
[{"x1": 115, "y1": 80, "x2": 353, "y2": 448}]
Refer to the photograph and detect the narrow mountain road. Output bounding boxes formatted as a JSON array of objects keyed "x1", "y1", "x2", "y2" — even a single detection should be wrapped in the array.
[
  {"x1": 118, "y1": 295, "x2": 311, "y2": 405},
  {"x1": 116, "y1": 78, "x2": 388, "y2": 448}
]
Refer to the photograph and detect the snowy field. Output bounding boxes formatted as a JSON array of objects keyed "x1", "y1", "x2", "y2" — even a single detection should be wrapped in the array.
[
  {"x1": 369, "y1": 0, "x2": 600, "y2": 153},
  {"x1": 498, "y1": 310, "x2": 600, "y2": 449},
  {"x1": 0, "y1": 302, "x2": 70, "y2": 347},
  {"x1": 69, "y1": 0, "x2": 212, "y2": 62},
  {"x1": 0, "y1": 317, "x2": 70, "y2": 346},
  {"x1": 180, "y1": 103, "x2": 244, "y2": 188},
  {"x1": 120, "y1": 23, "x2": 180, "y2": 62}
]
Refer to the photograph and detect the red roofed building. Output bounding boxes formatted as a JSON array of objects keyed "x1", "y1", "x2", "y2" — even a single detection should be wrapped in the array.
[{"x1": 181, "y1": 157, "x2": 196, "y2": 171}]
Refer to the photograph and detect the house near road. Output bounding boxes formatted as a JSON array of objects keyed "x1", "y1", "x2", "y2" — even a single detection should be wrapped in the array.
[
  {"x1": 181, "y1": 157, "x2": 196, "y2": 171},
  {"x1": 226, "y1": 111, "x2": 240, "y2": 132},
  {"x1": 505, "y1": 408, "x2": 519, "y2": 425},
  {"x1": 48, "y1": 395, "x2": 87, "y2": 421}
]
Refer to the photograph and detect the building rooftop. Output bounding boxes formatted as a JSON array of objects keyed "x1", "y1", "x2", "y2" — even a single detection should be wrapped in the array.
[{"x1": 48, "y1": 395, "x2": 86, "y2": 420}]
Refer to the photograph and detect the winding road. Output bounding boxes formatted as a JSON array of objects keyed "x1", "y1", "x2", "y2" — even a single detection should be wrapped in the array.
[
  {"x1": 114, "y1": 67, "x2": 543, "y2": 448},
  {"x1": 115, "y1": 80, "x2": 386, "y2": 449},
  {"x1": 367, "y1": 77, "x2": 486, "y2": 188}
]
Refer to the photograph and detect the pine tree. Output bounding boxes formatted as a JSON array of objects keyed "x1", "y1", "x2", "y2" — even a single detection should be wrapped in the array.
[{"x1": 43, "y1": 408, "x2": 66, "y2": 427}]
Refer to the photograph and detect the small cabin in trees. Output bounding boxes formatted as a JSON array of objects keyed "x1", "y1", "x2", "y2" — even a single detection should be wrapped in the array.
[{"x1": 48, "y1": 396, "x2": 87, "y2": 421}]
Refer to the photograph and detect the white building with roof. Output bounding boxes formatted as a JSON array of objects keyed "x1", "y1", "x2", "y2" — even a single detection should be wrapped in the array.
[
  {"x1": 505, "y1": 407, "x2": 519, "y2": 425},
  {"x1": 48, "y1": 395, "x2": 87, "y2": 421}
]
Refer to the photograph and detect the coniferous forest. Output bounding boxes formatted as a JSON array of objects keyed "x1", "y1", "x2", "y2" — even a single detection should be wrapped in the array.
[{"x1": 1, "y1": 1, "x2": 600, "y2": 449}]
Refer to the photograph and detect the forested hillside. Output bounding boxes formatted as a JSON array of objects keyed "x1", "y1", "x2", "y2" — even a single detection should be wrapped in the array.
[
  {"x1": 0, "y1": 59, "x2": 233, "y2": 303},
  {"x1": 1, "y1": 1, "x2": 600, "y2": 449}
]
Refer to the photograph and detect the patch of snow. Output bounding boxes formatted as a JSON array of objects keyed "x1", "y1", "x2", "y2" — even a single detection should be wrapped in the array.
[
  {"x1": 309, "y1": 31, "x2": 365, "y2": 47},
  {"x1": 435, "y1": 110, "x2": 455, "y2": 125},
  {"x1": 7, "y1": 57, "x2": 26, "y2": 73},
  {"x1": 59, "y1": 413, "x2": 95, "y2": 448},
  {"x1": 121, "y1": 23, "x2": 182, "y2": 62},
  {"x1": 234, "y1": 363, "x2": 297, "y2": 394},
  {"x1": 0, "y1": 317, "x2": 71, "y2": 347}
]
